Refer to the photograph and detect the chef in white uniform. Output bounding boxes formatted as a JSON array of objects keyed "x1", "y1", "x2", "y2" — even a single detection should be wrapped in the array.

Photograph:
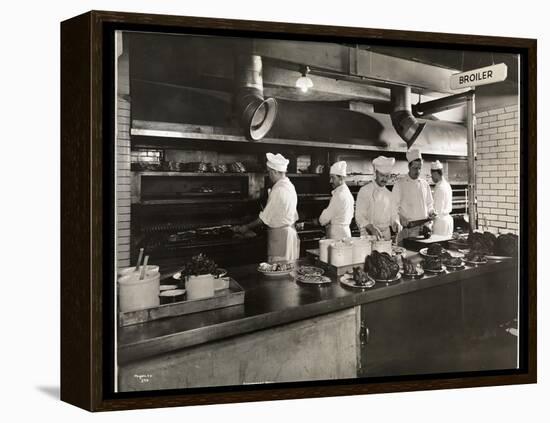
[
  {"x1": 431, "y1": 160, "x2": 454, "y2": 237},
  {"x1": 392, "y1": 148, "x2": 436, "y2": 244},
  {"x1": 234, "y1": 153, "x2": 300, "y2": 263},
  {"x1": 318, "y1": 161, "x2": 354, "y2": 240},
  {"x1": 355, "y1": 156, "x2": 401, "y2": 240}
]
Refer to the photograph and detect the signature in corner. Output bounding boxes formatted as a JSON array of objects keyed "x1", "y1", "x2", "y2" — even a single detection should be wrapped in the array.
[{"x1": 133, "y1": 374, "x2": 153, "y2": 383}]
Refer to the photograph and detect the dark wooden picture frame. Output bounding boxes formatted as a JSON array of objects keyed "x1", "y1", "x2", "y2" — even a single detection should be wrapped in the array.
[{"x1": 60, "y1": 10, "x2": 536, "y2": 411}]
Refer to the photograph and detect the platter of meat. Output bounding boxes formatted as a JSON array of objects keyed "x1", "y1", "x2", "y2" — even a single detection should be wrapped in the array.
[
  {"x1": 365, "y1": 251, "x2": 401, "y2": 283},
  {"x1": 340, "y1": 267, "x2": 375, "y2": 289},
  {"x1": 402, "y1": 257, "x2": 424, "y2": 278},
  {"x1": 467, "y1": 231, "x2": 518, "y2": 259},
  {"x1": 423, "y1": 256, "x2": 446, "y2": 273},
  {"x1": 463, "y1": 250, "x2": 488, "y2": 266},
  {"x1": 420, "y1": 243, "x2": 446, "y2": 258}
]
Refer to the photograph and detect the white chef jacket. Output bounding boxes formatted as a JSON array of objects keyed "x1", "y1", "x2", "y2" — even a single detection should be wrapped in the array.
[
  {"x1": 433, "y1": 178, "x2": 453, "y2": 217},
  {"x1": 392, "y1": 174, "x2": 434, "y2": 223},
  {"x1": 432, "y1": 178, "x2": 454, "y2": 236},
  {"x1": 319, "y1": 183, "x2": 354, "y2": 230},
  {"x1": 259, "y1": 177, "x2": 299, "y2": 228},
  {"x1": 355, "y1": 182, "x2": 398, "y2": 232}
]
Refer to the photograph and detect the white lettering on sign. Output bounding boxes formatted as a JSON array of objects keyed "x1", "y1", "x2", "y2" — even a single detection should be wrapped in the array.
[{"x1": 450, "y1": 63, "x2": 508, "y2": 90}]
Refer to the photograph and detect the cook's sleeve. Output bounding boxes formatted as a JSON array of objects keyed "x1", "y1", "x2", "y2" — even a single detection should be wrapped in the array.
[
  {"x1": 318, "y1": 196, "x2": 334, "y2": 227},
  {"x1": 259, "y1": 188, "x2": 281, "y2": 227}
]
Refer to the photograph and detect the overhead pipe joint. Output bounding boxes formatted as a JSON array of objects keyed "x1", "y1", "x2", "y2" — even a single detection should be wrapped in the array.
[
  {"x1": 390, "y1": 86, "x2": 426, "y2": 148},
  {"x1": 234, "y1": 54, "x2": 278, "y2": 141}
]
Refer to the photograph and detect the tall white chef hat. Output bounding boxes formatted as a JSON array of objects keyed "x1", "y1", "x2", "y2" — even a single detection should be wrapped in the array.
[
  {"x1": 431, "y1": 160, "x2": 443, "y2": 170},
  {"x1": 329, "y1": 161, "x2": 347, "y2": 177},
  {"x1": 266, "y1": 152, "x2": 289, "y2": 172},
  {"x1": 372, "y1": 156, "x2": 395, "y2": 174},
  {"x1": 406, "y1": 148, "x2": 422, "y2": 162}
]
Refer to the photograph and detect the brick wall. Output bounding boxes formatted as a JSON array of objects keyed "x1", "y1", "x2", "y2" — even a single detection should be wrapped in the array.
[
  {"x1": 116, "y1": 39, "x2": 131, "y2": 268},
  {"x1": 475, "y1": 103, "x2": 519, "y2": 234}
]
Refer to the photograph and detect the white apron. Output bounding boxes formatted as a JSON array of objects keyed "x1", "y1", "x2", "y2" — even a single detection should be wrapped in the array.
[
  {"x1": 267, "y1": 226, "x2": 300, "y2": 263},
  {"x1": 327, "y1": 224, "x2": 351, "y2": 240},
  {"x1": 433, "y1": 214, "x2": 454, "y2": 237}
]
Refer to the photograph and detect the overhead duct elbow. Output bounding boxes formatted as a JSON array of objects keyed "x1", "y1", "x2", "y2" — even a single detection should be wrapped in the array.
[
  {"x1": 234, "y1": 54, "x2": 278, "y2": 141},
  {"x1": 390, "y1": 86, "x2": 426, "y2": 149}
]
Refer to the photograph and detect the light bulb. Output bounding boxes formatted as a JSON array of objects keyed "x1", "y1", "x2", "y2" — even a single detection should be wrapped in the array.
[{"x1": 295, "y1": 74, "x2": 313, "y2": 93}]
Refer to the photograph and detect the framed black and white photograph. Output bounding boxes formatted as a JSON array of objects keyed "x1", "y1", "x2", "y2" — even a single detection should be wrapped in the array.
[{"x1": 60, "y1": 10, "x2": 536, "y2": 411}]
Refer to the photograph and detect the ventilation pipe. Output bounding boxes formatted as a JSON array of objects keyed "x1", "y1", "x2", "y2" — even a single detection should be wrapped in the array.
[
  {"x1": 390, "y1": 86, "x2": 426, "y2": 148},
  {"x1": 234, "y1": 54, "x2": 278, "y2": 140}
]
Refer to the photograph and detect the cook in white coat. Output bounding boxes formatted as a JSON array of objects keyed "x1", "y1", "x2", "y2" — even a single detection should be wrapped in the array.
[
  {"x1": 392, "y1": 148, "x2": 437, "y2": 244},
  {"x1": 355, "y1": 156, "x2": 401, "y2": 240},
  {"x1": 234, "y1": 153, "x2": 300, "y2": 262},
  {"x1": 318, "y1": 161, "x2": 355, "y2": 240},
  {"x1": 431, "y1": 160, "x2": 454, "y2": 237}
]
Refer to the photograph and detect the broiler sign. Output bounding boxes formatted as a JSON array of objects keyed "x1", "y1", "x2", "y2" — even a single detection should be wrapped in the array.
[{"x1": 450, "y1": 63, "x2": 508, "y2": 90}]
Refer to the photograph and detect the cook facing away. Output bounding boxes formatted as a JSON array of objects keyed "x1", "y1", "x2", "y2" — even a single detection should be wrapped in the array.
[
  {"x1": 355, "y1": 156, "x2": 401, "y2": 240},
  {"x1": 430, "y1": 160, "x2": 454, "y2": 237},
  {"x1": 317, "y1": 161, "x2": 355, "y2": 240},
  {"x1": 233, "y1": 153, "x2": 300, "y2": 263},
  {"x1": 392, "y1": 148, "x2": 437, "y2": 244}
]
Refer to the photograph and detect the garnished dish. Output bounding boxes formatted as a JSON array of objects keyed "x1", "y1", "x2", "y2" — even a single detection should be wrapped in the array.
[
  {"x1": 297, "y1": 266, "x2": 325, "y2": 277},
  {"x1": 296, "y1": 274, "x2": 332, "y2": 285},
  {"x1": 365, "y1": 251, "x2": 401, "y2": 283},
  {"x1": 340, "y1": 266, "x2": 375, "y2": 289},
  {"x1": 173, "y1": 253, "x2": 219, "y2": 281},
  {"x1": 443, "y1": 255, "x2": 465, "y2": 269},
  {"x1": 423, "y1": 256, "x2": 446, "y2": 273},
  {"x1": 257, "y1": 261, "x2": 295, "y2": 276},
  {"x1": 440, "y1": 251, "x2": 465, "y2": 269},
  {"x1": 402, "y1": 257, "x2": 424, "y2": 278},
  {"x1": 420, "y1": 243, "x2": 448, "y2": 258},
  {"x1": 463, "y1": 250, "x2": 488, "y2": 265}
]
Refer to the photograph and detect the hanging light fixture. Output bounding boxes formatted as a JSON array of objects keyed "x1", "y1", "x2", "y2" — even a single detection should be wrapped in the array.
[{"x1": 295, "y1": 65, "x2": 313, "y2": 93}]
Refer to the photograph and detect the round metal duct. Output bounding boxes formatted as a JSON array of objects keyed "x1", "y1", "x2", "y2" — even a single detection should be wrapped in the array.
[
  {"x1": 234, "y1": 54, "x2": 278, "y2": 140},
  {"x1": 390, "y1": 86, "x2": 426, "y2": 148}
]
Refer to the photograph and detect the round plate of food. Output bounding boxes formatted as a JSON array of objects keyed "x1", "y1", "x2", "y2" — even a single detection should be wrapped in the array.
[
  {"x1": 464, "y1": 258, "x2": 488, "y2": 266},
  {"x1": 485, "y1": 255, "x2": 512, "y2": 261},
  {"x1": 424, "y1": 265, "x2": 447, "y2": 274},
  {"x1": 367, "y1": 272, "x2": 402, "y2": 284},
  {"x1": 297, "y1": 266, "x2": 325, "y2": 277},
  {"x1": 296, "y1": 274, "x2": 332, "y2": 285},
  {"x1": 445, "y1": 261, "x2": 465, "y2": 270},
  {"x1": 257, "y1": 262, "x2": 295, "y2": 276},
  {"x1": 402, "y1": 268, "x2": 425, "y2": 279},
  {"x1": 340, "y1": 273, "x2": 375, "y2": 289}
]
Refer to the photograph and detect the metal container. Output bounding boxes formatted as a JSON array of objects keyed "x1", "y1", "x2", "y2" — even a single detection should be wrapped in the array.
[
  {"x1": 372, "y1": 239, "x2": 392, "y2": 255},
  {"x1": 329, "y1": 241, "x2": 354, "y2": 267},
  {"x1": 352, "y1": 237, "x2": 372, "y2": 264},
  {"x1": 319, "y1": 239, "x2": 335, "y2": 263}
]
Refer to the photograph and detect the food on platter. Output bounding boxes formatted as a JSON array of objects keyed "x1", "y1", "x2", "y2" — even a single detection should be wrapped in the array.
[
  {"x1": 464, "y1": 250, "x2": 487, "y2": 263},
  {"x1": 423, "y1": 256, "x2": 443, "y2": 272},
  {"x1": 427, "y1": 243, "x2": 444, "y2": 256},
  {"x1": 495, "y1": 233, "x2": 519, "y2": 257},
  {"x1": 258, "y1": 262, "x2": 294, "y2": 272},
  {"x1": 402, "y1": 257, "x2": 423, "y2": 276},
  {"x1": 364, "y1": 251, "x2": 400, "y2": 281},
  {"x1": 297, "y1": 266, "x2": 324, "y2": 277},
  {"x1": 468, "y1": 231, "x2": 517, "y2": 257},
  {"x1": 352, "y1": 266, "x2": 372, "y2": 286}
]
